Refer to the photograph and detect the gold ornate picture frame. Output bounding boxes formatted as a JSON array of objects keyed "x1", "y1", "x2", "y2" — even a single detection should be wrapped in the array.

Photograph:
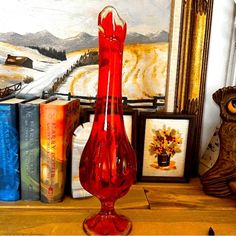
[{"x1": 175, "y1": 0, "x2": 213, "y2": 175}]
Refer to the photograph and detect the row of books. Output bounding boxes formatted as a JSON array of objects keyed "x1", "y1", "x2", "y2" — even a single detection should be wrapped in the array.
[{"x1": 0, "y1": 96, "x2": 80, "y2": 203}]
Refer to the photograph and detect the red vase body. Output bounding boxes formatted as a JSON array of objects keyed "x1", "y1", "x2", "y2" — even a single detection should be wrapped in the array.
[{"x1": 79, "y1": 6, "x2": 136, "y2": 235}]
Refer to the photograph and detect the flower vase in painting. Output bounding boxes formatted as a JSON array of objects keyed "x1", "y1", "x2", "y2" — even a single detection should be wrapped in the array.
[{"x1": 149, "y1": 125, "x2": 183, "y2": 170}]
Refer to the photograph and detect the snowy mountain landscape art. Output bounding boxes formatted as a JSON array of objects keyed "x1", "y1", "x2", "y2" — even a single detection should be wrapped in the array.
[{"x1": 0, "y1": 0, "x2": 171, "y2": 100}]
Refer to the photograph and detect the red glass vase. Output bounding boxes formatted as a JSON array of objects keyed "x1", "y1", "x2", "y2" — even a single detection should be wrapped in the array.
[{"x1": 79, "y1": 6, "x2": 137, "y2": 235}]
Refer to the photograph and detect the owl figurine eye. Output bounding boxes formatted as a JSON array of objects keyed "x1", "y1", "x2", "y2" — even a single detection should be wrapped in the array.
[{"x1": 227, "y1": 98, "x2": 236, "y2": 114}]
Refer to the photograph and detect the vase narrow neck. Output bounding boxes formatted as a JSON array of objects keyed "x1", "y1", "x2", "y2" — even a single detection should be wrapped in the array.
[
  {"x1": 96, "y1": 6, "x2": 126, "y2": 99},
  {"x1": 93, "y1": 7, "x2": 127, "y2": 131}
]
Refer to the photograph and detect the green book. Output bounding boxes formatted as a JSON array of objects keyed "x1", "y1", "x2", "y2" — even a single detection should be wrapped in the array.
[{"x1": 19, "y1": 98, "x2": 45, "y2": 200}]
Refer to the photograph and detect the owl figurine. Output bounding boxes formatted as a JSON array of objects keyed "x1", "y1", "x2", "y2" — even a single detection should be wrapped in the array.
[{"x1": 201, "y1": 86, "x2": 236, "y2": 197}]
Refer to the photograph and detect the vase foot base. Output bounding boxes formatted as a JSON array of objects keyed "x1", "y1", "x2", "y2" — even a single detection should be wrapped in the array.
[{"x1": 83, "y1": 211, "x2": 132, "y2": 235}]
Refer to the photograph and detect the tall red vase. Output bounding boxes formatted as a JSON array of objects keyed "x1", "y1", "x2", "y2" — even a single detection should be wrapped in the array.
[{"x1": 79, "y1": 6, "x2": 137, "y2": 235}]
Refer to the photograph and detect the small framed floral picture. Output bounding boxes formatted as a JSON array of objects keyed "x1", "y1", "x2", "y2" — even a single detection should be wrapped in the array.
[{"x1": 138, "y1": 112, "x2": 195, "y2": 182}]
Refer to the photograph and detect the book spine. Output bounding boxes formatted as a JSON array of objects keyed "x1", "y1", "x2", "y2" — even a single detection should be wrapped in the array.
[
  {"x1": 19, "y1": 104, "x2": 40, "y2": 200},
  {"x1": 40, "y1": 105, "x2": 66, "y2": 203},
  {"x1": 0, "y1": 105, "x2": 20, "y2": 201}
]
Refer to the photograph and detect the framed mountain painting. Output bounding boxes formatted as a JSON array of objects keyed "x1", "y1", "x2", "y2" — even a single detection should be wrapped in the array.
[
  {"x1": 0, "y1": 1, "x2": 172, "y2": 103},
  {"x1": 0, "y1": 0, "x2": 212, "y2": 114}
]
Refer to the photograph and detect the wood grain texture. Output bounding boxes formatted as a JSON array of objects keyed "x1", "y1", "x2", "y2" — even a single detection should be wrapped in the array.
[
  {"x1": 0, "y1": 179, "x2": 236, "y2": 235},
  {"x1": 0, "y1": 185, "x2": 148, "y2": 210},
  {"x1": 144, "y1": 179, "x2": 236, "y2": 210},
  {"x1": 0, "y1": 209, "x2": 236, "y2": 235}
]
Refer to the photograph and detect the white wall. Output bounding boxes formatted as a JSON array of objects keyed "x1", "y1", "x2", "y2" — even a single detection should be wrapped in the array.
[{"x1": 200, "y1": 0, "x2": 235, "y2": 159}]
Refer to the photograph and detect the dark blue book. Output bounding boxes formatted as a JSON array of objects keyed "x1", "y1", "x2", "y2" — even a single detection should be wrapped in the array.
[
  {"x1": 19, "y1": 98, "x2": 45, "y2": 200},
  {"x1": 0, "y1": 98, "x2": 24, "y2": 201}
]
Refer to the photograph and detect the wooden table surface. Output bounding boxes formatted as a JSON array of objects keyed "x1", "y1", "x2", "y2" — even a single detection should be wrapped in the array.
[{"x1": 0, "y1": 178, "x2": 236, "y2": 235}]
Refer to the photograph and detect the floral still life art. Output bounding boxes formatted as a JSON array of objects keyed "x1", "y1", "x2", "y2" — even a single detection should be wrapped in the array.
[{"x1": 149, "y1": 125, "x2": 183, "y2": 170}]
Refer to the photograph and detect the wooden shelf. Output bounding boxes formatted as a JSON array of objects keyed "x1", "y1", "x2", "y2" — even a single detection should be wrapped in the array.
[
  {"x1": 0, "y1": 186, "x2": 148, "y2": 210},
  {"x1": 0, "y1": 178, "x2": 236, "y2": 235}
]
